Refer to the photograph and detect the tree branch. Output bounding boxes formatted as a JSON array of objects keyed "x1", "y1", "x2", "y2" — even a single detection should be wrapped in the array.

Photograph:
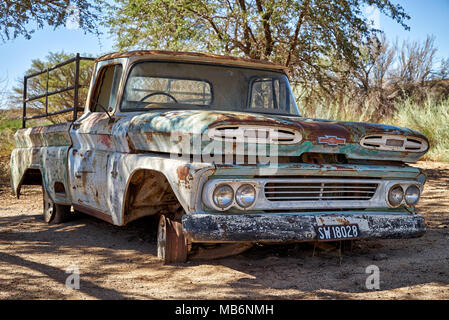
[
  {"x1": 285, "y1": 0, "x2": 309, "y2": 67},
  {"x1": 255, "y1": 0, "x2": 273, "y2": 58}
]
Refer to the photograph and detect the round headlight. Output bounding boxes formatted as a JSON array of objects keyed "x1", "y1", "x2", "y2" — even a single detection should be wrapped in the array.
[
  {"x1": 235, "y1": 184, "x2": 256, "y2": 208},
  {"x1": 213, "y1": 184, "x2": 234, "y2": 209},
  {"x1": 405, "y1": 185, "x2": 420, "y2": 206},
  {"x1": 388, "y1": 185, "x2": 404, "y2": 207}
]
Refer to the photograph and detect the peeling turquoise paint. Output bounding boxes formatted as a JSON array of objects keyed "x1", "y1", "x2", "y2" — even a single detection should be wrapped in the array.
[{"x1": 125, "y1": 109, "x2": 428, "y2": 162}]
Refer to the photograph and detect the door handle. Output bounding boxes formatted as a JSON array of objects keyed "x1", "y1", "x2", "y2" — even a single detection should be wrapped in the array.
[{"x1": 75, "y1": 170, "x2": 95, "y2": 178}]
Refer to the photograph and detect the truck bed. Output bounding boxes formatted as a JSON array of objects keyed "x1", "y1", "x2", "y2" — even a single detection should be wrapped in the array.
[{"x1": 10, "y1": 122, "x2": 72, "y2": 204}]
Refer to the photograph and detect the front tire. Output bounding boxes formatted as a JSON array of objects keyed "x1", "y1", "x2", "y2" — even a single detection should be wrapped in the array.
[
  {"x1": 42, "y1": 187, "x2": 71, "y2": 224},
  {"x1": 157, "y1": 215, "x2": 187, "y2": 264}
]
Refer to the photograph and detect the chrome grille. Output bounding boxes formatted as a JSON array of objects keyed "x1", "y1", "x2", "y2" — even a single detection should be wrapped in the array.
[{"x1": 264, "y1": 181, "x2": 378, "y2": 202}]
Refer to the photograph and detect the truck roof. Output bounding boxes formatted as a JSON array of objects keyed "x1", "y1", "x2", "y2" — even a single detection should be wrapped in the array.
[{"x1": 96, "y1": 50, "x2": 288, "y2": 72}]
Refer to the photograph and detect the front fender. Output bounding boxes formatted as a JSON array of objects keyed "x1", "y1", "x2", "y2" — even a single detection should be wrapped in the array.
[{"x1": 107, "y1": 153, "x2": 215, "y2": 226}]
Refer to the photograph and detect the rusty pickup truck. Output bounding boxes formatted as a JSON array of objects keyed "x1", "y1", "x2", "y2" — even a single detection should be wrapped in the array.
[{"x1": 10, "y1": 51, "x2": 429, "y2": 263}]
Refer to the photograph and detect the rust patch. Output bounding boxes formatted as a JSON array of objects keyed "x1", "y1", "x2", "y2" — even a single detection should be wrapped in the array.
[
  {"x1": 176, "y1": 165, "x2": 194, "y2": 189},
  {"x1": 96, "y1": 50, "x2": 287, "y2": 72},
  {"x1": 73, "y1": 204, "x2": 113, "y2": 224},
  {"x1": 81, "y1": 171, "x2": 88, "y2": 187},
  {"x1": 299, "y1": 122, "x2": 351, "y2": 143},
  {"x1": 336, "y1": 218, "x2": 351, "y2": 225},
  {"x1": 144, "y1": 132, "x2": 153, "y2": 142},
  {"x1": 220, "y1": 223, "x2": 228, "y2": 233},
  {"x1": 177, "y1": 165, "x2": 191, "y2": 182},
  {"x1": 98, "y1": 134, "x2": 112, "y2": 148}
]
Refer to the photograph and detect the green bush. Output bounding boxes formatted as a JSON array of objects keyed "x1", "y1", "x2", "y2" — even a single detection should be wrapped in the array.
[{"x1": 0, "y1": 112, "x2": 20, "y2": 182}]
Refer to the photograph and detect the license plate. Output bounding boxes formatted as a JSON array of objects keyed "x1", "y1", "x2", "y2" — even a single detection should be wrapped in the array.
[{"x1": 315, "y1": 224, "x2": 360, "y2": 241}]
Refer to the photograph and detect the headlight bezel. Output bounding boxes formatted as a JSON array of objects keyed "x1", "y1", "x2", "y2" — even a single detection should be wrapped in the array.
[
  {"x1": 387, "y1": 185, "x2": 404, "y2": 208},
  {"x1": 207, "y1": 181, "x2": 259, "y2": 211},
  {"x1": 405, "y1": 185, "x2": 421, "y2": 206},
  {"x1": 235, "y1": 184, "x2": 257, "y2": 208},
  {"x1": 212, "y1": 184, "x2": 234, "y2": 209},
  {"x1": 386, "y1": 183, "x2": 422, "y2": 208}
]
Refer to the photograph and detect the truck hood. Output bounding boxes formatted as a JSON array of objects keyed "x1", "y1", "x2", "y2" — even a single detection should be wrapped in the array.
[{"x1": 126, "y1": 109, "x2": 429, "y2": 163}]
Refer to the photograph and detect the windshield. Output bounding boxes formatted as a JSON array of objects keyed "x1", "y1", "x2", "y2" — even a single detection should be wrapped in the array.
[{"x1": 120, "y1": 61, "x2": 300, "y2": 116}]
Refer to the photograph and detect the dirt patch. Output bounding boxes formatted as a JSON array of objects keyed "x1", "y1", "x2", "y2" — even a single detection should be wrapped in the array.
[{"x1": 0, "y1": 161, "x2": 448, "y2": 299}]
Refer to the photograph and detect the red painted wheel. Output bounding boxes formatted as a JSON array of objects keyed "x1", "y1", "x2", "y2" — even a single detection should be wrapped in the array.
[{"x1": 157, "y1": 215, "x2": 187, "y2": 264}]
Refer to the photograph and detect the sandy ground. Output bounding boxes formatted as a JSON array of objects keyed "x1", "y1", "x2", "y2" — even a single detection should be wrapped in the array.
[{"x1": 0, "y1": 161, "x2": 448, "y2": 300}]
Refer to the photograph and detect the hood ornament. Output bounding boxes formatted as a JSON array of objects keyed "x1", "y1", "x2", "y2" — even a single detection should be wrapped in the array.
[{"x1": 318, "y1": 135, "x2": 346, "y2": 146}]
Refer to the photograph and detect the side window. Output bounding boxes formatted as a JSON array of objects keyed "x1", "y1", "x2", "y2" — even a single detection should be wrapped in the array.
[
  {"x1": 248, "y1": 76, "x2": 297, "y2": 113},
  {"x1": 249, "y1": 78, "x2": 282, "y2": 110},
  {"x1": 91, "y1": 64, "x2": 123, "y2": 112}
]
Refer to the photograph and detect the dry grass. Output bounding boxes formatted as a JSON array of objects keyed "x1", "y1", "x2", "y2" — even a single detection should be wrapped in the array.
[
  {"x1": 392, "y1": 97, "x2": 449, "y2": 162},
  {"x1": 300, "y1": 97, "x2": 379, "y2": 123}
]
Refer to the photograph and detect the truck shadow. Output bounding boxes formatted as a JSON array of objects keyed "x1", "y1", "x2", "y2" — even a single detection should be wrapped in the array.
[
  {"x1": 204, "y1": 233, "x2": 449, "y2": 298},
  {"x1": 0, "y1": 213, "x2": 160, "y2": 299},
  {"x1": 0, "y1": 251, "x2": 128, "y2": 299}
]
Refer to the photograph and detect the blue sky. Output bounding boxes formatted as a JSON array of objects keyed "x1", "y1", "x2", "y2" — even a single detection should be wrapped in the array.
[
  {"x1": 1, "y1": 0, "x2": 448, "y2": 102},
  {"x1": 378, "y1": 0, "x2": 449, "y2": 61}
]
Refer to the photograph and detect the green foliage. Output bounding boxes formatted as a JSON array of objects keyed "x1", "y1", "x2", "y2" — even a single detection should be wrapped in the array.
[
  {"x1": 0, "y1": 0, "x2": 100, "y2": 41},
  {"x1": 0, "y1": 118, "x2": 21, "y2": 131},
  {"x1": 105, "y1": 0, "x2": 409, "y2": 92},
  {"x1": 0, "y1": 109, "x2": 20, "y2": 182}
]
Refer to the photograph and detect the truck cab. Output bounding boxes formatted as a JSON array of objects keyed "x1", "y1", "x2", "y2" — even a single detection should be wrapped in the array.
[{"x1": 10, "y1": 51, "x2": 429, "y2": 263}]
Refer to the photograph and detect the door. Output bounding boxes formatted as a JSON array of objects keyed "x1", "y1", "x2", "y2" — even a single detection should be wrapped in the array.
[{"x1": 69, "y1": 63, "x2": 123, "y2": 214}]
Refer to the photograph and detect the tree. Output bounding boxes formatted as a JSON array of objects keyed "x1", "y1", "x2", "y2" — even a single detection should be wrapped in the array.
[
  {"x1": 393, "y1": 35, "x2": 437, "y2": 86},
  {"x1": 433, "y1": 57, "x2": 449, "y2": 81},
  {"x1": 385, "y1": 35, "x2": 439, "y2": 101},
  {"x1": 10, "y1": 51, "x2": 94, "y2": 123},
  {"x1": 0, "y1": 0, "x2": 100, "y2": 41},
  {"x1": 105, "y1": 0, "x2": 409, "y2": 95},
  {"x1": 352, "y1": 35, "x2": 396, "y2": 94}
]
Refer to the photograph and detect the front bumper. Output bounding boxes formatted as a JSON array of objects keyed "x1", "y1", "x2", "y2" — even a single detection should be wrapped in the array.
[{"x1": 182, "y1": 212, "x2": 426, "y2": 243}]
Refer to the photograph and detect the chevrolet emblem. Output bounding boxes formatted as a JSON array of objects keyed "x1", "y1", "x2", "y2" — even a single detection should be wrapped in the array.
[{"x1": 318, "y1": 135, "x2": 346, "y2": 146}]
